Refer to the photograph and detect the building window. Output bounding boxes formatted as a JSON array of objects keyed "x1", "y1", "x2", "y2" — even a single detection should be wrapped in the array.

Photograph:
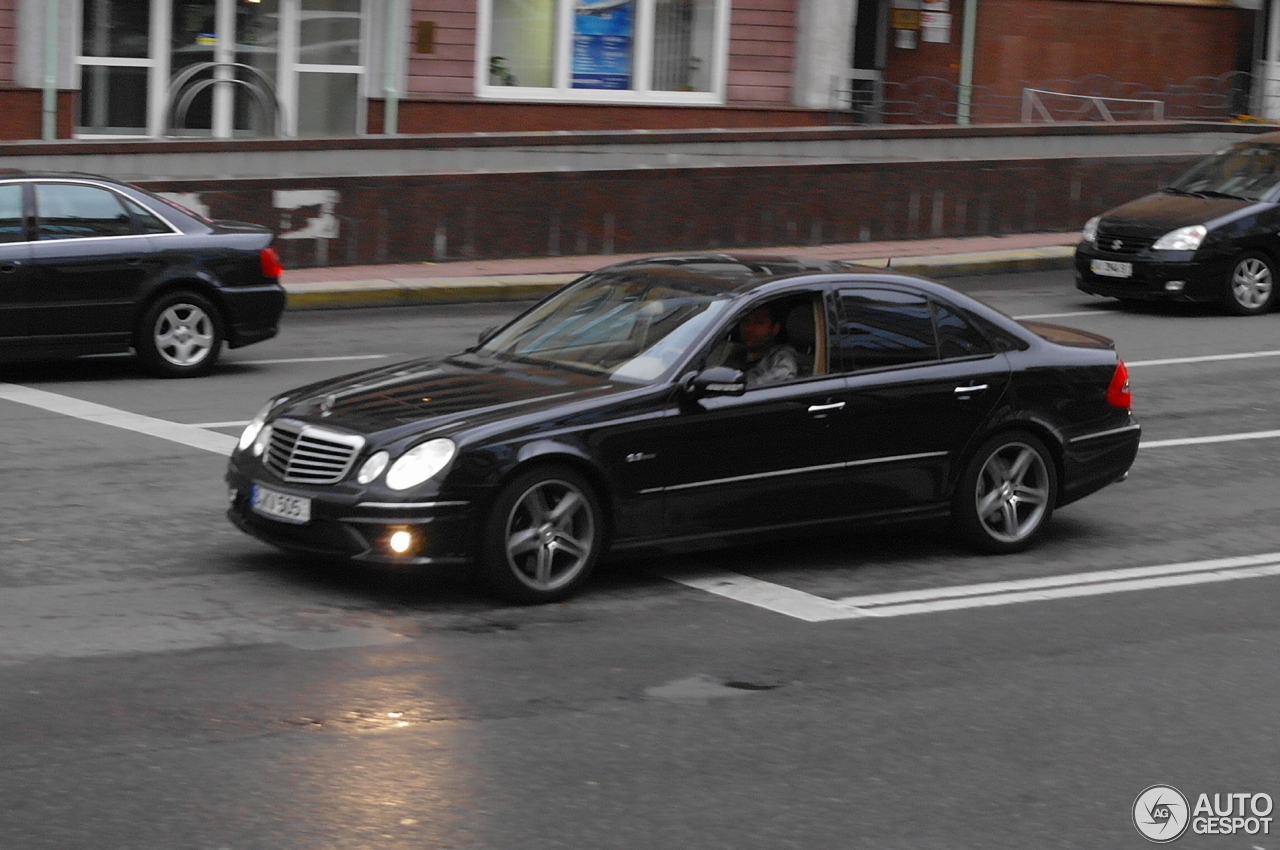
[
  {"x1": 477, "y1": 0, "x2": 728, "y2": 103},
  {"x1": 75, "y1": 0, "x2": 367, "y2": 139}
]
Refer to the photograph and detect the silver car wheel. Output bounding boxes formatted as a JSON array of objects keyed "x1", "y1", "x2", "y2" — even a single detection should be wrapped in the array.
[
  {"x1": 154, "y1": 302, "x2": 216, "y2": 366},
  {"x1": 975, "y1": 442, "x2": 1050, "y2": 544},
  {"x1": 1232, "y1": 257, "x2": 1273, "y2": 309},
  {"x1": 503, "y1": 478, "x2": 596, "y2": 592}
]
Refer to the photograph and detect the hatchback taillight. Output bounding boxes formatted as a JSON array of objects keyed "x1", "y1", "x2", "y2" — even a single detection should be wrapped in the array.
[
  {"x1": 1107, "y1": 359, "x2": 1131, "y2": 408},
  {"x1": 260, "y1": 247, "x2": 283, "y2": 278}
]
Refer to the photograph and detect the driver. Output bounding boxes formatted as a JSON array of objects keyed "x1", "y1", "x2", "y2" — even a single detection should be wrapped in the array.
[{"x1": 732, "y1": 306, "x2": 801, "y2": 387}]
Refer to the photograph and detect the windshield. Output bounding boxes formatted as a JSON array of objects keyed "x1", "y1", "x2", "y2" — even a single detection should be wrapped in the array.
[
  {"x1": 474, "y1": 271, "x2": 732, "y2": 384},
  {"x1": 1167, "y1": 145, "x2": 1280, "y2": 202}
]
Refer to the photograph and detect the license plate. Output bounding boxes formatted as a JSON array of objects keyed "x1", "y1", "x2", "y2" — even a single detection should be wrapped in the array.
[
  {"x1": 250, "y1": 483, "x2": 311, "y2": 524},
  {"x1": 1091, "y1": 259, "x2": 1133, "y2": 278}
]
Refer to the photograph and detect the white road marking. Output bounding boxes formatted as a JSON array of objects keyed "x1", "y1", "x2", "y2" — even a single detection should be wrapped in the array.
[
  {"x1": 1141, "y1": 429, "x2": 1280, "y2": 449},
  {"x1": 1012, "y1": 310, "x2": 1113, "y2": 320},
  {"x1": 1128, "y1": 350, "x2": 1280, "y2": 368},
  {"x1": 235, "y1": 354, "x2": 389, "y2": 365},
  {"x1": 665, "y1": 552, "x2": 1280, "y2": 622},
  {"x1": 189, "y1": 419, "x2": 251, "y2": 429},
  {"x1": 0, "y1": 383, "x2": 234, "y2": 455}
]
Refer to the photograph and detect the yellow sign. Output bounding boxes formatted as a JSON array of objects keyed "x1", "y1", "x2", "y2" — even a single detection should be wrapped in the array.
[{"x1": 891, "y1": 8, "x2": 921, "y2": 29}]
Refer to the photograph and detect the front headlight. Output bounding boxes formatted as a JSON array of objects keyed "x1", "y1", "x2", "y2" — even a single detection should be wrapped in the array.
[
  {"x1": 1152, "y1": 224, "x2": 1207, "y2": 252},
  {"x1": 385, "y1": 439, "x2": 456, "y2": 491},
  {"x1": 1080, "y1": 216, "x2": 1100, "y2": 245},
  {"x1": 356, "y1": 451, "x2": 390, "y2": 484},
  {"x1": 237, "y1": 402, "x2": 273, "y2": 452}
]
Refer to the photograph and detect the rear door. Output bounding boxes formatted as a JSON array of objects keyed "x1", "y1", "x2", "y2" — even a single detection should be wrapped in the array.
[
  {"x1": 24, "y1": 182, "x2": 159, "y2": 346},
  {"x1": 0, "y1": 181, "x2": 33, "y2": 352},
  {"x1": 834, "y1": 286, "x2": 1010, "y2": 514}
]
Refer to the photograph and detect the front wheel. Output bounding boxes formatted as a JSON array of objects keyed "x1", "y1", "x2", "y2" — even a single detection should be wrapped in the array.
[
  {"x1": 477, "y1": 465, "x2": 605, "y2": 603},
  {"x1": 1222, "y1": 251, "x2": 1277, "y2": 316},
  {"x1": 953, "y1": 432, "x2": 1058, "y2": 554},
  {"x1": 136, "y1": 290, "x2": 223, "y2": 377}
]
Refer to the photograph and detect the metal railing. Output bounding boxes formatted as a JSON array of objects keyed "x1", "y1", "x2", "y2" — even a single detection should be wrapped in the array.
[
  {"x1": 830, "y1": 71, "x2": 1258, "y2": 126},
  {"x1": 165, "y1": 62, "x2": 285, "y2": 137}
]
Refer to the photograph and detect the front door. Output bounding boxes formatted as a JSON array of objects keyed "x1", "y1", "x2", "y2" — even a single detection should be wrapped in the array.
[
  {"x1": 0, "y1": 182, "x2": 32, "y2": 352},
  {"x1": 653, "y1": 290, "x2": 853, "y2": 537}
]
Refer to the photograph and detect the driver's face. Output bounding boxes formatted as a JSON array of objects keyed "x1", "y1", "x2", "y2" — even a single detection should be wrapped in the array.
[{"x1": 739, "y1": 308, "x2": 779, "y2": 349}]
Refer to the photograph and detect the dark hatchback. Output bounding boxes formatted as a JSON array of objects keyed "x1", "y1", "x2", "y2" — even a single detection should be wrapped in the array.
[
  {"x1": 227, "y1": 254, "x2": 1139, "y2": 602},
  {"x1": 0, "y1": 171, "x2": 285, "y2": 376},
  {"x1": 1077, "y1": 131, "x2": 1280, "y2": 314}
]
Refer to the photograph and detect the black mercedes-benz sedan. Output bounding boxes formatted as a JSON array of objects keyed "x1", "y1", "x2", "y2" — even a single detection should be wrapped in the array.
[
  {"x1": 227, "y1": 254, "x2": 1139, "y2": 603},
  {"x1": 0, "y1": 171, "x2": 285, "y2": 376},
  {"x1": 1076, "y1": 131, "x2": 1280, "y2": 314}
]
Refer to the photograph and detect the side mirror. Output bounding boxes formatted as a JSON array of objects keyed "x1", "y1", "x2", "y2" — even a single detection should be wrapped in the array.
[
  {"x1": 477, "y1": 325, "x2": 499, "y2": 346},
  {"x1": 686, "y1": 366, "x2": 746, "y2": 397}
]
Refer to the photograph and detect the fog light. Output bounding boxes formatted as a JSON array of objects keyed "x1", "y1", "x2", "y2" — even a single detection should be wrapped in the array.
[
  {"x1": 388, "y1": 530, "x2": 413, "y2": 554},
  {"x1": 1165, "y1": 280, "x2": 1186, "y2": 292}
]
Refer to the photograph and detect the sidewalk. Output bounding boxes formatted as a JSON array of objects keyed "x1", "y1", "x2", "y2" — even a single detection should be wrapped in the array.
[{"x1": 280, "y1": 232, "x2": 1080, "y2": 310}]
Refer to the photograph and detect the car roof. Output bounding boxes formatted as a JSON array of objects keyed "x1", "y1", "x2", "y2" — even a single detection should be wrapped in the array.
[
  {"x1": 1234, "y1": 131, "x2": 1280, "y2": 147},
  {"x1": 0, "y1": 169, "x2": 131, "y2": 186},
  {"x1": 592, "y1": 253, "x2": 871, "y2": 293}
]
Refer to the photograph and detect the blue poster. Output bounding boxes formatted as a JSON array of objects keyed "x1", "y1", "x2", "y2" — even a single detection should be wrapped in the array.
[{"x1": 572, "y1": 0, "x2": 634, "y2": 90}]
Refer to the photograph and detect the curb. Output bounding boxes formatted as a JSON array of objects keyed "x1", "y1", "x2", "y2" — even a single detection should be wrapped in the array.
[{"x1": 281, "y1": 246, "x2": 1076, "y2": 310}]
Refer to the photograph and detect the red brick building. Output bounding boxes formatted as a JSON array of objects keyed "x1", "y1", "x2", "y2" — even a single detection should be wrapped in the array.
[{"x1": 0, "y1": 0, "x2": 1259, "y2": 140}]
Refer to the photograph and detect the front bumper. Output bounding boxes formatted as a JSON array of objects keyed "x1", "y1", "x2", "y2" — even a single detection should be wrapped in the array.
[
  {"x1": 1074, "y1": 245, "x2": 1229, "y2": 302},
  {"x1": 226, "y1": 460, "x2": 478, "y2": 566}
]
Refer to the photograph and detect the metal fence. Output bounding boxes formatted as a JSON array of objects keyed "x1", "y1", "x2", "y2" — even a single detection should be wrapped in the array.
[{"x1": 830, "y1": 71, "x2": 1257, "y2": 125}]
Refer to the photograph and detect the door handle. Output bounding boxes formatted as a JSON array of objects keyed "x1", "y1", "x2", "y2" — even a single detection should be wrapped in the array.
[
  {"x1": 807, "y1": 401, "x2": 846, "y2": 413},
  {"x1": 954, "y1": 384, "x2": 988, "y2": 394},
  {"x1": 0, "y1": 260, "x2": 20, "y2": 273}
]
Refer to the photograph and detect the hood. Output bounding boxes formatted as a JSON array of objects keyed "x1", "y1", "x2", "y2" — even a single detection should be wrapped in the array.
[
  {"x1": 272, "y1": 355, "x2": 631, "y2": 437},
  {"x1": 1101, "y1": 192, "x2": 1258, "y2": 237}
]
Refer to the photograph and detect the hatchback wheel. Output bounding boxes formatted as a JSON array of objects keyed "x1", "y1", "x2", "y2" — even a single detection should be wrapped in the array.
[
  {"x1": 1223, "y1": 252, "x2": 1277, "y2": 315},
  {"x1": 136, "y1": 290, "x2": 223, "y2": 377},
  {"x1": 478, "y1": 465, "x2": 605, "y2": 603},
  {"x1": 954, "y1": 432, "x2": 1057, "y2": 554}
]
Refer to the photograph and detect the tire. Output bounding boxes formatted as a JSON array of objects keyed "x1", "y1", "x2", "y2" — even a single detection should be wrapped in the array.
[
  {"x1": 1222, "y1": 251, "x2": 1277, "y2": 316},
  {"x1": 953, "y1": 432, "x2": 1058, "y2": 554},
  {"x1": 136, "y1": 290, "x2": 223, "y2": 377},
  {"x1": 477, "y1": 464, "x2": 605, "y2": 603}
]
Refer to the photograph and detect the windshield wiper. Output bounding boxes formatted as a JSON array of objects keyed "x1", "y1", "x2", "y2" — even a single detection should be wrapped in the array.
[
  {"x1": 1163, "y1": 186, "x2": 1197, "y2": 196},
  {"x1": 1194, "y1": 189, "x2": 1252, "y2": 201}
]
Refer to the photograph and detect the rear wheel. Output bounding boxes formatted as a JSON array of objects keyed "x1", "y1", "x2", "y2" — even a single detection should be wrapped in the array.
[
  {"x1": 477, "y1": 465, "x2": 605, "y2": 603},
  {"x1": 954, "y1": 432, "x2": 1057, "y2": 554},
  {"x1": 1222, "y1": 251, "x2": 1277, "y2": 316},
  {"x1": 136, "y1": 290, "x2": 223, "y2": 377}
]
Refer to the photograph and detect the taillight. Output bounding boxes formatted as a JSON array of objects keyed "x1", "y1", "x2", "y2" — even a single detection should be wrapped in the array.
[
  {"x1": 1107, "y1": 359, "x2": 1131, "y2": 408},
  {"x1": 260, "y1": 247, "x2": 283, "y2": 278}
]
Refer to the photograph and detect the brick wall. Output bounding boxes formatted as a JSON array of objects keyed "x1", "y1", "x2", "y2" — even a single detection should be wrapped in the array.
[
  {"x1": 972, "y1": 0, "x2": 1250, "y2": 96},
  {"x1": 407, "y1": 0, "x2": 477, "y2": 97},
  {"x1": 726, "y1": 0, "x2": 796, "y2": 104},
  {"x1": 137, "y1": 152, "x2": 1199, "y2": 268},
  {"x1": 0, "y1": 0, "x2": 14, "y2": 84}
]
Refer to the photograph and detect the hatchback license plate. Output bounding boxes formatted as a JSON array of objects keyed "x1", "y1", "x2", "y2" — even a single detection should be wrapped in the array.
[
  {"x1": 250, "y1": 483, "x2": 311, "y2": 524},
  {"x1": 1091, "y1": 259, "x2": 1133, "y2": 278}
]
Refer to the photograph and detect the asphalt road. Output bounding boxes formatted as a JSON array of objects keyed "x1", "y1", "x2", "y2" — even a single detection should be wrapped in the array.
[{"x1": 3, "y1": 271, "x2": 1279, "y2": 849}]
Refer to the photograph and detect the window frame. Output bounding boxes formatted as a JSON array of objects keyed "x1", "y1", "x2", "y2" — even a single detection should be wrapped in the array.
[{"x1": 474, "y1": 0, "x2": 731, "y2": 105}]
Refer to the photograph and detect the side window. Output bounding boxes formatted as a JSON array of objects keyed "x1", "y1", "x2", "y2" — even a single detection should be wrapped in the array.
[
  {"x1": 702, "y1": 293, "x2": 826, "y2": 388},
  {"x1": 0, "y1": 184, "x2": 25, "y2": 243},
  {"x1": 35, "y1": 184, "x2": 136, "y2": 240},
  {"x1": 123, "y1": 197, "x2": 174, "y2": 235},
  {"x1": 933, "y1": 300, "x2": 993, "y2": 359},
  {"x1": 836, "y1": 288, "x2": 937, "y2": 371}
]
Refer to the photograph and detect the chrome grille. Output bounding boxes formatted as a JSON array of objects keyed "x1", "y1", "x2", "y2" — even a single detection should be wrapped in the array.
[
  {"x1": 263, "y1": 420, "x2": 364, "y2": 485},
  {"x1": 1096, "y1": 230, "x2": 1152, "y2": 255}
]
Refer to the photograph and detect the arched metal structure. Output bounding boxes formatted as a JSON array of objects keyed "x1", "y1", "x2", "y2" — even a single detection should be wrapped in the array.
[{"x1": 164, "y1": 61, "x2": 285, "y2": 137}]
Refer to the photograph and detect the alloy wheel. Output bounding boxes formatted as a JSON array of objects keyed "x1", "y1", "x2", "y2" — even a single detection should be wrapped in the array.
[
  {"x1": 974, "y1": 442, "x2": 1051, "y2": 544},
  {"x1": 1231, "y1": 257, "x2": 1273, "y2": 310},
  {"x1": 503, "y1": 478, "x2": 596, "y2": 592},
  {"x1": 154, "y1": 302, "x2": 216, "y2": 366}
]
